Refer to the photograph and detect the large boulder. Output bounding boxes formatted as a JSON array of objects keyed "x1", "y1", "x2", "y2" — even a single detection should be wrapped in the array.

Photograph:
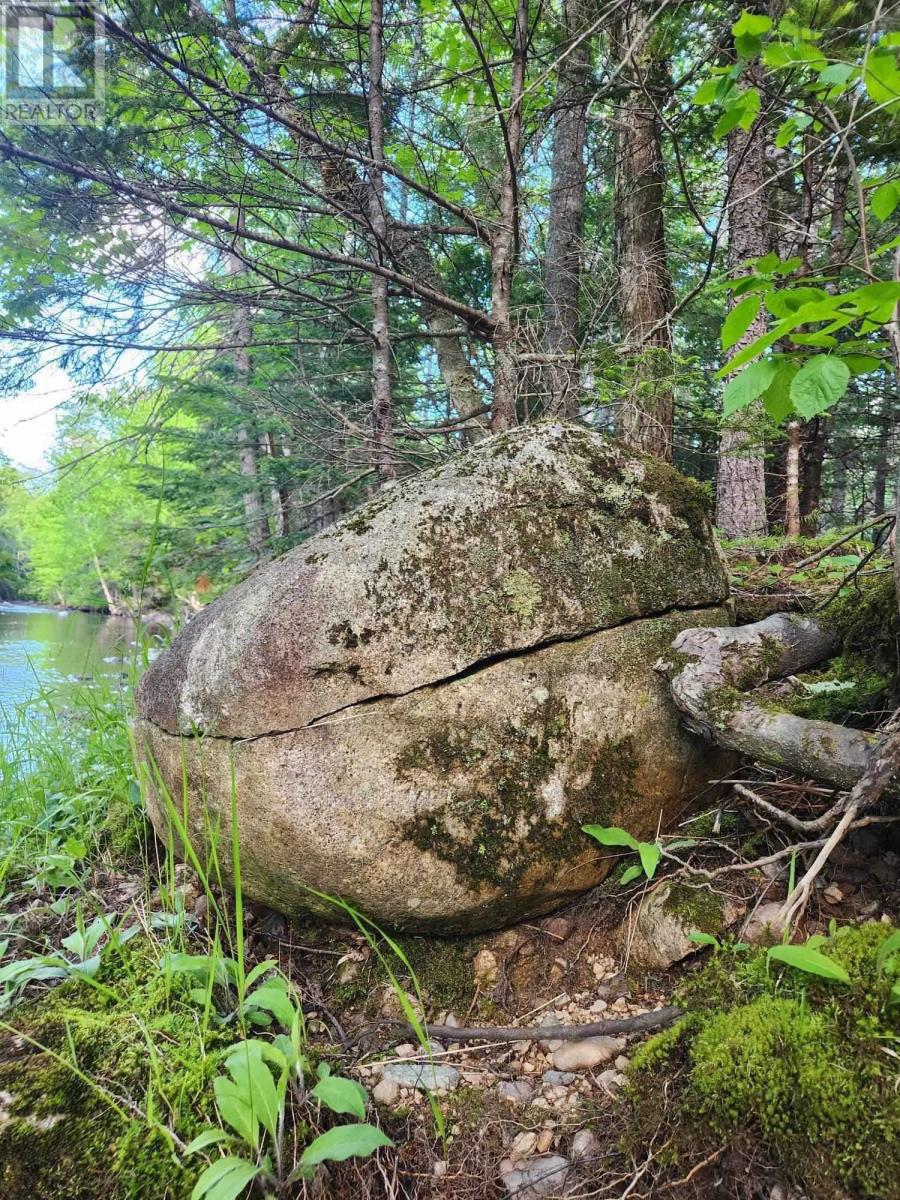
[{"x1": 134, "y1": 422, "x2": 732, "y2": 932}]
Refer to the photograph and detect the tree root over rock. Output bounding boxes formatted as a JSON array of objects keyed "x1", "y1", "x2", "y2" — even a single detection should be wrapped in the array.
[{"x1": 655, "y1": 612, "x2": 890, "y2": 793}]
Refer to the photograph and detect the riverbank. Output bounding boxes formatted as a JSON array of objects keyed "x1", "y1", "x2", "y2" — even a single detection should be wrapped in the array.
[{"x1": 0, "y1": 678, "x2": 898, "y2": 1199}]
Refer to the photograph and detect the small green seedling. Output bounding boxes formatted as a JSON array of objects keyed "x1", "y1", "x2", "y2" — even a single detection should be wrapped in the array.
[{"x1": 582, "y1": 824, "x2": 661, "y2": 885}]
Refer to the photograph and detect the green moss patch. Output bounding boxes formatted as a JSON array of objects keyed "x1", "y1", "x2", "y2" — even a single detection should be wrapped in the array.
[
  {"x1": 627, "y1": 923, "x2": 900, "y2": 1198},
  {"x1": 0, "y1": 941, "x2": 222, "y2": 1200}
]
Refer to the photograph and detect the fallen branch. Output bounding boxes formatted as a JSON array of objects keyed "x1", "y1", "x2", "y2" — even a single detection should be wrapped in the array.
[
  {"x1": 777, "y1": 714, "x2": 900, "y2": 927},
  {"x1": 397, "y1": 1006, "x2": 683, "y2": 1044},
  {"x1": 733, "y1": 782, "x2": 844, "y2": 834},
  {"x1": 656, "y1": 613, "x2": 890, "y2": 793}
]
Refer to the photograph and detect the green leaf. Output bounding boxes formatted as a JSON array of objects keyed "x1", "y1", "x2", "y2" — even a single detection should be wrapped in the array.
[
  {"x1": 762, "y1": 362, "x2": 799, "y2": 423},
  {"x1": 300, "y1": 1123, "x2": 392, "y2": 1168},
  {"x1": 686, "y1": 931, "x2": 720, "y2": 948},
  {"x1": 184, "y1": 1129, "x2": 232, "y2": 1155},
  {"x1": 619, "y1": 864, "x2": 643, "y2": 885},
  {"x1": 871, "y1": 182, "x2": 899, "y2": 221},
  {"x1": 863, "y1": 49, "x2": 900, "y2": 108},
  {"x1": 767, "y1": 943, "x2": 850, "y2": 982},
  {"x1": 876, "y1": 930, "x2": 900, "y2": 974},
  {"x1": 692, "y1": 79, "x2": 719, "y2": 105},
  {"x1": 311, "y1": 1075, "x2": 368, "y2": 1119},
  {"x1": 243, "y1": 982, "x2": 296, "y2": 1029},
  {"x1": 213, "y1": 1078, "x2": 258, "y2": 1149},
  {"x1": 722, "y1": 294, "x2": 762, "y2": 350},
  {"x1": 763, "y1": 41, "x2": 826, "y2": 69},
  {"x1": 582, "y1": 825, "x2": 639, "y2": 851},
  {"x1": 190, "y1": 1157, "x2": 261, "y2": 1200},
  {"x1": 732, "y1": 10, "x2": 772, "y2": 36},
  {"x1": 722, "y1": 359, "x2": 778, "y2": 416},
  {"x1": 637, "y1": 842, "x2": 661, "y2": 880},
  {"x1": 714, "y1": 87, "x2": 760, "y2": 138},
  {"x1": 817, "y1": 62, "x2": 855, "y2": 86},
  {"x1": 789, "y1": 356, "x2": 850, "y2": 419}
]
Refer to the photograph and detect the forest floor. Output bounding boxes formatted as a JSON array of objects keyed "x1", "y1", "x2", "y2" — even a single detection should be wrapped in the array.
[{"x1": 1, "y1": 533, "x2": 899, "y2": 1200}]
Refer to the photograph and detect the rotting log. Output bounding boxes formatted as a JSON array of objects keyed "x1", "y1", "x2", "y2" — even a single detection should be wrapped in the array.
[{"x1": 655, "y1": 613, "x2": 888, "y2": 792}]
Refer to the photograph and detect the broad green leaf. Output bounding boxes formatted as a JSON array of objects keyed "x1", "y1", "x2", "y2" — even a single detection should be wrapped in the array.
[
  {"x1": 190, "y1": 1157, "x2": 261, "y2": 1200},
  {"x1": 184, "y1": 1128, "x2": 232, "y2": 1155},
  {"x1": 300, "y1": 1123, "x2": 393, "y2": 1167},
  {"x1": 311, "y1": 1074, "x2": 368, "y2": 1119},
  {"x1": 871, "y1": 182, "x2": 899, "y2": 222},
  {"x1": 722, "y1": 359, "x2": 778, "y2": 416},
  {"x1": 817, "y1": 63, "x2": 855, "y2": 86},
  {"x1": 620, "y1": 864, "x2": 643, "y2": 885},
  {"x1": 243, "y1": 983, "x2": 296, "y2": 1029},
  {"x1": 722, "y1": 294, "x2": 762, "y2": 350},
  {"x1": 213, "y1": 1077, "x2": 258, "y2": 1149},
  {"x1": 763, "y1": 41, "x2": 826, "y2": 69},
  {"x1": 687, "y1": 931, "x2": 720, "y2": 947},
  {"x1": 582, "y1": 825, "x2": 639, "y2": 851},
  {"x1": 764, "y1": 287, "x2": 830, "y2": 318},
  {"x1": 692, "y1": 79, "x2": 719, "y2": 105},
  {"x1": 714, "y1": 88, "x2": 760, "y2": 138},
  {"x1": 225, "y1": 1046, "x2": 280, "y2": 1141},
  {"x1": 863, "y1": 49, "x2": 900, "y2": 108},
  {"x1": 762, "y1": 362, "x2": 799, "y2": 423},
  {"x1": 767, "y1": 943, "x2": 850, "y2": 982},
  {"x1": 637, "y1": 842, "x2": 661, "y2": 879},
  {"x1": 732, "y1": 10, "x2": 772, "y2": 36},
  {"x1": 789, "y1": 356, "x2": 850, "y2": 419}
]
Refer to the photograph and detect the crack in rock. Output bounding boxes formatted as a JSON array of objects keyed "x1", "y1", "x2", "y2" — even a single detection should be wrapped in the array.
[{"x1": 139, "y1": 599, "x2": 725, "y2": 745}]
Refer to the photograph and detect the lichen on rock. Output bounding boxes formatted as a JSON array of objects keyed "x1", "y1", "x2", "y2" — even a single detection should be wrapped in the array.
[{"x1": 135, "y1": 422, "x2": 734, "y2": 932}]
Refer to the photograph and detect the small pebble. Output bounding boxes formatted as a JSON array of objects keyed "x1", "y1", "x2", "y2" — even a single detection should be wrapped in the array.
[
  {"x1": 372, "y1": 1078, "x2": 400, "y2": 1106},
  {"x1": 550, "y1": 1036, "x2": 624, "y2": 1072},
  {"x1": 432, "y1": 1160, "x2": 447, "y2": 1177},
  {"x1": 614, "y1": 1054, "x2": 630, "y2": 1071},
  {"x1": 499, "y1": 1079, "x2": 534, "y2": 1105},
  {"x1": 536, "y1": 1128, "x2": 554, "y2": 1154},
  {"x1": 394, "y1": 1043, "x2": 416, "y2": 1059},
  {"x1": 541, "y1": 1070, "x2": 576, "y2": 1086},
  {"x1": 571, "y1": 1129, "x2": 598, "y2": 1159},
  {"x1": 500, "y1": 1155, "x2": 571, "y2": 1199},
  {"x1": 510, "y1": 1130, "x2": 539, "y2": 1160}
]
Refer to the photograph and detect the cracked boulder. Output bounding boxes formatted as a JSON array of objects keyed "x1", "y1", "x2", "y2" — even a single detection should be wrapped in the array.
[{"x1": 134, "y1": 421, "x2": 733, "y2": 932}]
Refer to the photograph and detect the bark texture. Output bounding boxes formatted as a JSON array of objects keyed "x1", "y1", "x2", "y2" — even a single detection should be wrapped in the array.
[
  {"x1": 658, "y1": 613, "x2": 895, "y2": 792},
  {"x1": 715, "y1": 56, "x2": 769, "y2": 536},
  {"x1": 543, "y1": 0, "x2": 590, "y2": 420},
  {"x1": 490, "y1": 0, "x2": 529, "y2": 433},
  {"x1": 368, "y1": 0, "x2": 396, "y2": 484},
  {"x1": 611, "y1": 2, "x2": 674, "y2": 461}
]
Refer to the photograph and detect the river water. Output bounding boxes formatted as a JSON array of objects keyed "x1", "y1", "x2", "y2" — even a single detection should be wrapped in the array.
[{"x1": 0, "y1": 602, "x2": 138, "y2": 723}]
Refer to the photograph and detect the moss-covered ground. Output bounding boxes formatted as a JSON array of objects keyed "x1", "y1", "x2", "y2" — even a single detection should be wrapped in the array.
[{"x1": 628, "y1": 923, "x2": 900, "y2": 1199}]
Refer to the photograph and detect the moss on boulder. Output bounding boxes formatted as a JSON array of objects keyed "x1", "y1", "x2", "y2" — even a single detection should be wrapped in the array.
[{"x1": 135, "y1": 422, "x2": 733, "y2": 932}]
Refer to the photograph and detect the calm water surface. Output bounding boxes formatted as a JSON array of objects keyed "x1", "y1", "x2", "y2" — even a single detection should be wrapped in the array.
[{"x1": 0, "y1": 602, "x2": 138, "y2": 726}]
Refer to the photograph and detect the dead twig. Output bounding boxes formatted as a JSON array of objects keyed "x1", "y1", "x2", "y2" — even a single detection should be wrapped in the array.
[
  {"x1": 777, "y1": 713, "x2": 900, "y2": 928},
  {"x1": 394, "y1": 1006, "x2": 683, "y2": 1044},
  {"x1": 733, "y1": 782, "x2": 844, "y2": 834}
]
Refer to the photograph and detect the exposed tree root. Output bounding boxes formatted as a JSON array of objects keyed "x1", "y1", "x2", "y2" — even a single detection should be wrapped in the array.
[{"x1": 655, "y1": 612, "x2": 890, "y2": 792}]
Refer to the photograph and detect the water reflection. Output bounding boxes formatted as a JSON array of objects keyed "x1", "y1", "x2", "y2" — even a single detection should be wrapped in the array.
[{"x1": 0, "y1": 602, "x2": 139, "y2": 720}]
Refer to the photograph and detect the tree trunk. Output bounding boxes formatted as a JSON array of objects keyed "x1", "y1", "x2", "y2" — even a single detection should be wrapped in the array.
[
  {"x1": 611, "y1": 2, "x2": 675, "y2": 460},
  {"x1": 225, "y1": 241, "x2": 270, "y2": 561},
  {"x1": 715, "y1": 56, "x2": 769, "y2": 537},
  {"x1": 543, "y1": 0, "x2": 590, "y2": 420},
  {"x1": 368, "y1": 0, "x2": 396, "y2": 484},
  {"x1": 490, "y1": 0, "x2": 528, "y2": 434},
  {"x1": 799, "y1": 416, "x2": 827, "y2": 532},
  {"x1": 785, "y1": 421, "x2": 801, "y2": 536}
]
